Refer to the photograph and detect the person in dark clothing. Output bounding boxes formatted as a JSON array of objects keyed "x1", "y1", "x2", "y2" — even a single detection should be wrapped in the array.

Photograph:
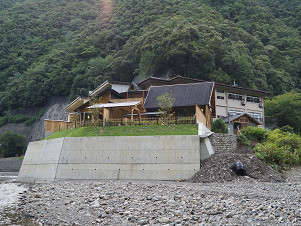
[{"x1": 231, "y1": 161, "x2": 246, "y2": 176}]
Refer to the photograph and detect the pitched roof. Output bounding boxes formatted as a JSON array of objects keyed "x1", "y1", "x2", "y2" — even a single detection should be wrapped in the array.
[
  {"x1": 111, "y1": 83, "x2": 130, "y2": 93},
  {"x1": 138, "y1": 75, "x2": 268, "y2": 95},
  {"x1": 89, "y1": 81, "x2": 111, "y2": 97},
  {"x1": 222, "y1": 113, "x2": 262, "y2": 125},
  {"x1": 65, "y1": 97, "x2": 90, "y2": 112},
  {"x1": 144, "y1": 82, "x2": 214, "y2": 109}
]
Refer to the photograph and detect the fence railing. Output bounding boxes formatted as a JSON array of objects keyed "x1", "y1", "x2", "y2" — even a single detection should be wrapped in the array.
[{"x1": 45, "y1": 115, "x2": 197, "y2": 133}]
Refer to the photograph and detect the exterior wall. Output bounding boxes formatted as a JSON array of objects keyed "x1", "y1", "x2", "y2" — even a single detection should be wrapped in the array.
[
  {"x1": 0, "y1": 157, "x2": 23, "y2": 172},
  {"x1": 44, "y1": 120, "x2": 73, "y2": 133},
  {"x1": 97, "y1": 90, "x2": 111, "y2": 103},
  {"x1": 18, "y1": 136, "x2": 202, "y2": 182},
  {"x1": 195, "y1": 105, "x2": 207, "y2": 125},
  {"x1": 209, "y1": 133, "x2": 238, "y2": 154},
  {"x1": 215, "y1": 89, "x2": 265, "y2": 125},
  {"x1": 110, "y1": 98, "x2": 143, "y2": 103}
]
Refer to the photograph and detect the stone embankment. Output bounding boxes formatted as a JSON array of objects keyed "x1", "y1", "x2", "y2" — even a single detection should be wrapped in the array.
[
  {"x1": 209, "y1": 133, "x2": 237, "y2": 154},
  {"x1": 2, "y1": 180, "x2": 300, "y2": 225}
]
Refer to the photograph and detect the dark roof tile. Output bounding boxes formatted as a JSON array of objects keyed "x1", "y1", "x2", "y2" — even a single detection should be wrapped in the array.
[{"x1": 144, "y1": 82, "x2": 214, "y2": 109}]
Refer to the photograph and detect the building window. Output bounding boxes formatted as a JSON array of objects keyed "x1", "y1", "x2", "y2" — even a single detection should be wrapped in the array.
[
  {"x1": 228, "y1": 93, "x2": 243, "y2": 100},
  {"x1": 217, "y1": 96, "x2": 225, "y2": 100},
  {"x1": 247, "y1": 96, "x2": 260, "y2": 103},
  {"x1": 228, "y1": 110, "x2": 243, "y2": 116}
]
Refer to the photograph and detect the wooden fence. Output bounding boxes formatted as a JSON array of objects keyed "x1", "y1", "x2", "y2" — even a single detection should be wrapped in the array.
[{"x1": 45, "y1": 115, "x2": 196, "y2": 133}]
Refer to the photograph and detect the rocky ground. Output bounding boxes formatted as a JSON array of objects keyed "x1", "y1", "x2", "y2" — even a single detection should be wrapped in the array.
[
  {"x1": 0, "y1": 178, "x2": 301, "y2": 225},
  {"x1": 191, "y1": 152, "x2": 286, "y2": 183}
]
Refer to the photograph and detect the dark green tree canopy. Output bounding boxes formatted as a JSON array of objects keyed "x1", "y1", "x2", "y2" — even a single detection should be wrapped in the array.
[
  {"x1": 1, "y1": 0, "x2": 301, "y2": 115},
  {"x1": 265, "y1": 92, "x2": 301, "y2": 133},
  {"x1": 0, "y1": 131, "x2": 26, "y2": 158}
]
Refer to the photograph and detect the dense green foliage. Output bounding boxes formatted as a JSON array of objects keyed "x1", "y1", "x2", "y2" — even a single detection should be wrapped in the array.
[
  {"x1": 0, "y1": 131, "x2": 27, "y2": 157},
  {"x1": 46, "y1": 124, "x2": 197, "y2": 140},
  {"x1": 239, "y1": 126, "x2": 301, "y2": 169},
  {"x1": 255, "y1": 129, "x2": 301, "y2": 170},
  {"x1": 239, "y1": 126, "x2": 268, "y2": 143},
  {"x1": 1, "y1": 0, "x2": 301, "y2": 115},
  {"x1": 265, "y1": 92, "x2": 301, "y2": 133},
  {"x1": 212, "y1": 118, "x2": 228, "y2": 133}
]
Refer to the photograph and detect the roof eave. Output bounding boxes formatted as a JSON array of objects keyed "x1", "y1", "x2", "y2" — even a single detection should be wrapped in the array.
[{"x1": 89, "y1": 81, "x2": 111, "y2": 97}]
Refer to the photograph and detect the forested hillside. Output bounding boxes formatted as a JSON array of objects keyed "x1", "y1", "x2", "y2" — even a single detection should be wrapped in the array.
[{"x1": 1, "y1": 0, "x2": 301, "y2": 116}]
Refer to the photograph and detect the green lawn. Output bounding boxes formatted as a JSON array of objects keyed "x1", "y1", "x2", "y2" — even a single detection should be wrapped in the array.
[{"x1": 45, "y1": 124, "x2": 198, "y2": 140}]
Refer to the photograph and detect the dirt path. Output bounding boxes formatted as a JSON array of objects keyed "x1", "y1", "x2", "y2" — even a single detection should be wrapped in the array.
[{"x1": 99, "y1": 0, "x2": 113, "y2": 28}]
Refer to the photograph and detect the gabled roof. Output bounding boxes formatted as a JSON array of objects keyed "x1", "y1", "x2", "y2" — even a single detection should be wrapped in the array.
[
  {"x1": 66, "y1": 81, "x2": 126, "y2": 112},
  {"x1": 111, "y1": 83, "x2": 130, "y2": 93},
  {"x1": 138, "y1": 75, "x2": 268, "y2": 95},
  {"x1": 89, "y1": 81, "x2": 111, "y2": 97},
  {"x1": 222, "y1": 113, "x2": 262, "y2": 125},
  {"x1": 65, "y1": 97, "x2": 90, "y2": 112},
  {"x1": 144, "y1": 82, "x2": 215, "y2": 109}
]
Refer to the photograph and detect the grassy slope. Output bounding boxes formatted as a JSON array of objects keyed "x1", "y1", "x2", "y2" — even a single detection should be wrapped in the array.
[{"x1": 45, "y1": 124, "x2": 198, "y2": 140}]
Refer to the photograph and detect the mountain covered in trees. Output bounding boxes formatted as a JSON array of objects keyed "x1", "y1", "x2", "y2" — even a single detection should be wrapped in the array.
[{"x1": 1, "y1": 0, "x2": 301, "y2": 115}]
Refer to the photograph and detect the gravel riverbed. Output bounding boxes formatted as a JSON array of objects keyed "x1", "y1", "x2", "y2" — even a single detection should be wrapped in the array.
[{"x1": 1, "y1": 179, "x2": 300, "y2": 225}]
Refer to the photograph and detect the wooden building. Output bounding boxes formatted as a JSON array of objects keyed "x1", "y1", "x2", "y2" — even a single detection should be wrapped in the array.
[
  {"x1": 136, "y1": 75, "x2": 267, "y2": 125},
  {"x1": 45, "y1": 81, "x2": 146, "y2": 134},
  {"x1": 144, "y1": 82, "x2": 215, "y2": 129},
  {"x1": 223, "y1": 113, "x2": 262, "y2": 135},
  {"x1": 45, "y1": 75, "x2": 266, "y2": 134}
]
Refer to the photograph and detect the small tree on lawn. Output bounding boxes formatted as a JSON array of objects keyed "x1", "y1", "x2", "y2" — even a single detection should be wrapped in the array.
[
  {"x1": 90, "y1": 97, "x2": 101, "y2": 126},
  {"x1": 156, "y1": 92, "x2": 175, "y2": 125}
]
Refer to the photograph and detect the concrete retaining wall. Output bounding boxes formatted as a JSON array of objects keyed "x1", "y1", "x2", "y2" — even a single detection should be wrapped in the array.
[
  {"x1": 18, "y1": 136, "x2": 205, "y2": 182},
  {"x1": 209, "y1": 133, "x2": 237, "y2": 154},
  {"x1": 0, "y1": 157, "x2": 23, "y2": 172}
]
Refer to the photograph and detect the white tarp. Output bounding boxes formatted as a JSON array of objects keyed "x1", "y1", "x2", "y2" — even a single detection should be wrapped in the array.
[
  {"x1": 88, "y1": 101, "x2": 141, "y2": 109},
  {"x1": 197, "y1": 122, "x2": 214, "y2": 138}
]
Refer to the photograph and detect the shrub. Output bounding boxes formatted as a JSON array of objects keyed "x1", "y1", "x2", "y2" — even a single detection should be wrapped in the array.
[
  {"x1": 280, "y1": 125, "x2": 294, "y2": 133},
  {"x1": 212, "y1": 118, "x2": 228, "y2": 133},
  {"x1": 237, "y1": 133, "x2": 251, "y2": 146},
  {"x1": 0, "y1": 131, "x2": 27, "y2": 158},
  {"x1": 240, "y1": 126, "x2": 269, "y2": 143},
  {"x1": 254, "y1": 129, "x2": 301, "y2": 169}
]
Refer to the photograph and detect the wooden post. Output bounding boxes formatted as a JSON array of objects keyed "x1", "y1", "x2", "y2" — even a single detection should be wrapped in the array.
[
  {"x1": 138, "y1": 110, "x2": 142, "y2": 123},
  {"x1": 131, "y1": 108, "x2": 134, "y2": 122}
]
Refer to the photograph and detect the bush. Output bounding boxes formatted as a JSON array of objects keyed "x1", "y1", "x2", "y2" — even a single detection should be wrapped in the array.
[
  {"x1": 0, "y1": 131, "x2": 27, "y2": 158},
  {"x1": 240, "y1": 126, "x2": 269, "y2": 143},
  {"x1": 212, "y1": 118, "x2": 228, "y2": 133},
  {"x1": 254, "y1": 129, "x2": 301, "y2": 169},
  {"x1": 237, "y1": 133, "x2": 251, "y2": 146},
  {"x1": 280, "y1": 125, "x2": 294, "y2": 133}
]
